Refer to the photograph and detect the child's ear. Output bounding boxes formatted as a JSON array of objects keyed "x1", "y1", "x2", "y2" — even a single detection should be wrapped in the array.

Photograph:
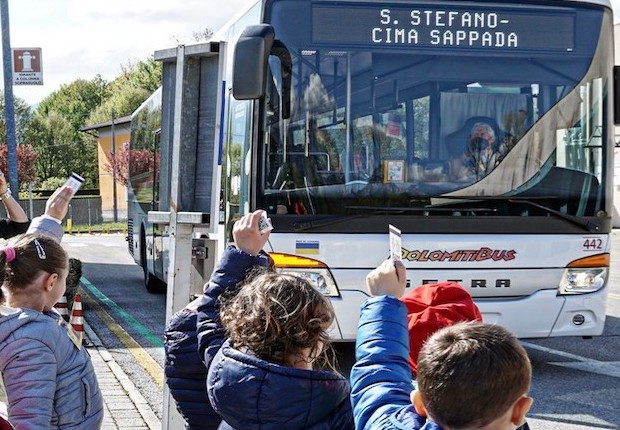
[
  {"x1": 44, "y1": 273, "x2": 58, "y2": 292},
  {"x1": 410, "y1": 390, "x2": 427, "y2": 417},
  {"x1": 510, "y1": 395, "x2": 533, "y2": 426}
]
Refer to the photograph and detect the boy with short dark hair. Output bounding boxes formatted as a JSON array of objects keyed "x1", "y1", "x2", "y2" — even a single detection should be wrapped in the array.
[{"x1": 351, "y1": 259, "x2": 533, "y2": 430}]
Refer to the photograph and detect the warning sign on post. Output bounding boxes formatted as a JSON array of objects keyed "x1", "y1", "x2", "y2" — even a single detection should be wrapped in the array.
[{"x1": 12, "y1": 48, "x2": 43, "y2": 85}]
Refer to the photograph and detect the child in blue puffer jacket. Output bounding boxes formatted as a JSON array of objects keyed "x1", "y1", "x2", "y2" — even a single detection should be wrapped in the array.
[
  {"x1": 196, "y1": 210, "x2": 354, "y2": 430},
  {"x1": 0, "y1": 234, "x2": 103, "y2": 430},
  {"x1": 351, "y1": 258, "x2": 533, "y2": 430}
]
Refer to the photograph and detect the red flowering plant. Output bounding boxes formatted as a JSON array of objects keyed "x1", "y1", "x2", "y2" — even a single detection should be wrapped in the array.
[
  {"x1": 0, "y1": 144, "x2": 38, "y2": 187},
  {"x1": 104, "y1": 142, "x2": 158, "y2": 186}
]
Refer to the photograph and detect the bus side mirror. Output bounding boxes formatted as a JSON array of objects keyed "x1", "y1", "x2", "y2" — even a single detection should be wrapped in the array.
[
  {"x1": 232, "y1": 24, "x2": 292, "y2": 119},
  {"x1": 233, "y1": 24, "x2": 275, "y2": 100},
  {"x1": 615, "y1": 66, "x2": 620, "y2": 125}
]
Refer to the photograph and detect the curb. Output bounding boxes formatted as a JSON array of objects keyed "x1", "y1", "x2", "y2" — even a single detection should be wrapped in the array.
[
  {"x1": 65, "y1": 230, "x2": 126, "y2": 235},
  {"x1": 84, "y1": 321, "x2": 161, "y2": 430}
]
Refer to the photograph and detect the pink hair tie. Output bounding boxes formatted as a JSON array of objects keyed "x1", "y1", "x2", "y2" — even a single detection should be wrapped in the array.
[{"x1": 2, "y1": 246, "x2": 16, "y2": 263}]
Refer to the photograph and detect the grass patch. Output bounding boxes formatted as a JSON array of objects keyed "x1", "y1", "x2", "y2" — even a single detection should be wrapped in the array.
[{"x1": 65, "y1": 222, "x2": 126, "y2": 234}]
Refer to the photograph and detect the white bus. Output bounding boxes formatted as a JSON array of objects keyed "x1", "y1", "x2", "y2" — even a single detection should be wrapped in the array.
[{"x1": 129, "y1": 0, "x2": 619, "y2": 340}]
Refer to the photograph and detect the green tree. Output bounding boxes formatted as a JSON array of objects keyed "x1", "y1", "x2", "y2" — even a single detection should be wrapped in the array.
[
  {"x1": 24, "y1": 112, "x2": 96, "y2": 184},
  {"x1": 36, "y1": 76, "x2": 109, "y2": 131},
  {"x1": 29, "y1": 76, "x2": 108, "y2": 187},
  {"x1": 88, "y1": 57, "x2": 162, "y2": 124},
  {"x1": 0, "y1": 92, "x2": 33, "y2": 145},
  {"x1": 26, "y1": 58, "x2": 161, "y2": 189}
]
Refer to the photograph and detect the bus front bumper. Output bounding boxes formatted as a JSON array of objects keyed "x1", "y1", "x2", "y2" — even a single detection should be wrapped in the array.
[{"x1": 327, "y1": 287, "x2": 607, "y2": 341}]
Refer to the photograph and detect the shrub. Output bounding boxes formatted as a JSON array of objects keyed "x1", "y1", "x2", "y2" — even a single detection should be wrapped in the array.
[{"x1": 66, "y1": 258, "x2": 83, "y2": 303}]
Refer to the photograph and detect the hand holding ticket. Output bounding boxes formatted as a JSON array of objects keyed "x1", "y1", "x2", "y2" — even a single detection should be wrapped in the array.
[
  {"x1": 258, "y1": 212, "x2": 273, "y2": 233},
  {"x1": 64, "y1": 172, "x2": 84, "y2": 197},
  {"x1": 389, "y1": 224, "x2": 402, "y2": 262}
]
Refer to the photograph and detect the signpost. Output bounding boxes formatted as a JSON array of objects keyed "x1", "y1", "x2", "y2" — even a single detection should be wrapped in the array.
[
  {"x1": 1, "y1": 0, "x2": 19, "y2": 194},
  {"x1": 12, "y1": 47, "x2": 43, "y2": 85}
]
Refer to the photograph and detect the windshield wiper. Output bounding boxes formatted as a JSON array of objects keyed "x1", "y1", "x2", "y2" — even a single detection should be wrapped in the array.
[
  {"x1": 292, "y1": 212, "x2": 371, "y2": 232},
  {"x1": 434, "y1": 195, "x2": 600, "y2": 232},
  {"x1": 346, "y1": 205, "x2": 497, "y2": 213},
  {"x1": 293, "y1": 207, "x2": 408, "y2": 231},
  {"x1": 293, "y1": 206, "x2": 497, "y2": 232}
]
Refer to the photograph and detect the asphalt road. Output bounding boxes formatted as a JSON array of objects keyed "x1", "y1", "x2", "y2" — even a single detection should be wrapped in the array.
[
  {"x1": 63, "y1": 234, "x2": 167, "y2": 420},
  {"x1": 63, "y1": 232, "x2": 620, "y2": 429}
]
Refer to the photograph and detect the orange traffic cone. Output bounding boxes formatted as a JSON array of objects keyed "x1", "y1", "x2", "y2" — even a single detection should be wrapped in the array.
[
  {"x1": 54, "y1": 295, "x2": 69, "y2": 322},
  {"x1": 69, "y1": 293, "x2": 84, "y2": 345}
]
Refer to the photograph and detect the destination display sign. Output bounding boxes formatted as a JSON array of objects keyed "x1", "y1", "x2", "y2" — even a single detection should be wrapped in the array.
[{"x1": 312, "y1": 4, "x2": 575, "y2": 51}]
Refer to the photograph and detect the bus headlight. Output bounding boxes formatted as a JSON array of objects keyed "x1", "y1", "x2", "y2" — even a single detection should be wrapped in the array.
[
  {"x1": 268, "y1": 252, "x2": 340, "y2": 297},
  {"x1": 559, "y1": 268, "x2": 607, "y2": 294},
  {"x1": 558, "y1": 253, "x2": 609, "y2": 295}
]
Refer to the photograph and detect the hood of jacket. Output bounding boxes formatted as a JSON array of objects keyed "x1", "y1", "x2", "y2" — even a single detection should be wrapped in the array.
[
  {"x1": 207, "y1": 339, "x2": 353, "y2": 430},
  {"x1": 0, "y1": 306, "x2": 55, "y2": 345}
]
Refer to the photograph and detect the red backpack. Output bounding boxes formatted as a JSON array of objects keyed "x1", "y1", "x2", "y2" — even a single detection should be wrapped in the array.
[{"x1": 0, "y1": 416, "x2": 12, "y2": 430}]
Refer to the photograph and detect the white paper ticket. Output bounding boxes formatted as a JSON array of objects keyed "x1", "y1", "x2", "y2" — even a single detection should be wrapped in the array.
[{"x1": 389, "y1": 224, "x2": 402, "y2": 262}]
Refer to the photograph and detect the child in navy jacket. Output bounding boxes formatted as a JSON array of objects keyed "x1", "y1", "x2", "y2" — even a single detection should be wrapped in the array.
[{"x1": 196, "y1": 210, "x2": 353, "y2": 430}]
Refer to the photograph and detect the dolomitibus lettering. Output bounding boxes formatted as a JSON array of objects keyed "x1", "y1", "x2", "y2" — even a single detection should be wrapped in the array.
[{"x1": 402, "y1": 247, "x2": 517, "y2": 262}]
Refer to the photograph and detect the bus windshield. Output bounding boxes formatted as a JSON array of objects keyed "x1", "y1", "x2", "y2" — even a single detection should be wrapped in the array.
[{"x1": 256, "y1": 0, "x2": 611, "y2": 222}]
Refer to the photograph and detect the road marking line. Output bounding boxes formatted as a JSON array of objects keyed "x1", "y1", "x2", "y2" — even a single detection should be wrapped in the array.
[
  {"x1": 608, "y1": 293, "x2": 620, "y2": 301},
  {"x1": 522, "y1": 341, "x2": 620, "y2": 379},
  {"x1": 80, "y1": 277, "x2": 163, "y2": 348},
  {"x1": 546, "y1": 361, "x2": 620, "y2": 378},
  {"x1": 80, "y1": 277, "x2": 164, "y2": 388}
]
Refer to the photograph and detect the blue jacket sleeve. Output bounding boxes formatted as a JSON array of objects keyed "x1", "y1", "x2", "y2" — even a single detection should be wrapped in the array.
[
  {"x1": 350, "y1": 296, "x2": 424, "y2": 430},
  {"x1": 196, "y1": 246, "x2": 270, "y2": 369}
]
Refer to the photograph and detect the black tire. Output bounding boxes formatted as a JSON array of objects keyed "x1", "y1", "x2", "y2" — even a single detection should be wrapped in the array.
[
  {"x1": 140, "y1": 229, "x2": 166, "y2": 294},
  {"x1": 145, "y1": 270, "x2": 166, "y2": 294}
]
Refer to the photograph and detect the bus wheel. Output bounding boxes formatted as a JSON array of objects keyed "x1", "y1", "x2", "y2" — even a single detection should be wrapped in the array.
[
  {"x1": 144, "y1": 273, "x2": 166, "y2": 294},
  {"x1": 145, "y1": 270, "x2": 166, "y2": 294},
  {"x1": 140, "y1": 231, "x2": 166, "y2": 294}
]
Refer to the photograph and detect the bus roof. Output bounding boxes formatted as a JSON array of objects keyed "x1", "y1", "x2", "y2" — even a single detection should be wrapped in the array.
[{"x1": 211, "y1": 0, "x2": 261, "y2": 41}]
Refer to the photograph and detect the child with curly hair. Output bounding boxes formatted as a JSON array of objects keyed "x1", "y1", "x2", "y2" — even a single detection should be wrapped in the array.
[
  {"x1": 196, "y1": 210, "x2": 353, "y2": 430},
  {"x1": 0, "y1": 234, "x2": 103, "y2": 429}
]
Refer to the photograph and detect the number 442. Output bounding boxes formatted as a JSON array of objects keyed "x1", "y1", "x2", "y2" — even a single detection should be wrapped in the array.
[{"x1": 583, "y1": 237, "x2": 602, "y2": 250}]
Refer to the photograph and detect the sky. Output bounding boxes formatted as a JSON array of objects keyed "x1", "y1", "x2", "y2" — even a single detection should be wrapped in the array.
[
  {"x1": 1, "y1": 0, "x2": 620, "y2": 107},
  {"x1": 1, "y1": 0, "x2": 253, "y2": 106}
]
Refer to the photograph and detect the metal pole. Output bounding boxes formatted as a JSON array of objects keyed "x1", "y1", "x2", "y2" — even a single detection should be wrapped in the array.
[
  {"x1": 0, "y1": 0, "x2": 19, "y2": 197},
  {"x1": 161, "y1": 44, "x2": 190, "y2": 430},
  {"x1": 111, "y1": 109, "x2": 118, "y2": 222},
  {"x1": 27, "y1": 181, "x2": 33, "y2": 218}
]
